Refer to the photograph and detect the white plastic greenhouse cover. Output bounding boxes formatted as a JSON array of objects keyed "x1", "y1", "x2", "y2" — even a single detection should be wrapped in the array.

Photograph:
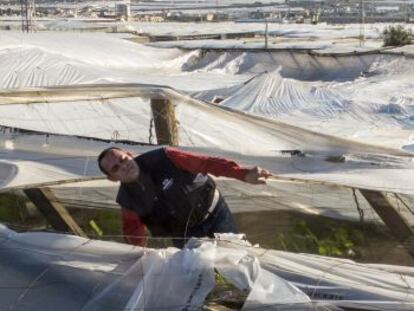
[
  {"x1": 2, "y1": 31, "x2": 414, "y2": 150},
  {"x1": 1, "y1": 30, "x2": 414, "y2": 150},
  {"x1": 1, "y1": 83, "x2": 414, "y2": 225},
  {"x1": 0, "y1": 132, "x2": 414, "y2": 225},
  {"x1": 1, "y1": 83, "x2": 414, "y2": 196},
  {"x1": 0, "y1": 226, "x2": 413, "y2": 311}
]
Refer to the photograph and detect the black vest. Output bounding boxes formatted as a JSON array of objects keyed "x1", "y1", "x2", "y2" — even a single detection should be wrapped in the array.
[{"x1": 116, "y1": 148, "x2": 216, "y2": 237}]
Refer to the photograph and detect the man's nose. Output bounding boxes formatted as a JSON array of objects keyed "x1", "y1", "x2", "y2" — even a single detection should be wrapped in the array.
[{"x1": 120, "y1": 157, "x2": 129, "y2": 170}]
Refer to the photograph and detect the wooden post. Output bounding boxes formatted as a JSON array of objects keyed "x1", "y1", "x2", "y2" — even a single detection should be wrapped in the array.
[
  {"x1": 150, "y1": 98, "x2": 179, "y2": 146},
  {"x1": 24, "y1": 187, "x2": 87, "y2": 237},
  {"x1": 360, "y1": 189, "x2": 414, "y2": 258}
]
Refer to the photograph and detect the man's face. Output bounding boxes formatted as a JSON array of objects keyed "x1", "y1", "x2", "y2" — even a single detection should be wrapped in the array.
[{"x1": 100, "y1": 149, "x2": 139, "y2": 183}]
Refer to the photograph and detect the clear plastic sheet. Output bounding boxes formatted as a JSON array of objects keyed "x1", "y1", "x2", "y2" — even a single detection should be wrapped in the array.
[{"x1": 0, "y1": 227, "x2": 413, "y2": 310}]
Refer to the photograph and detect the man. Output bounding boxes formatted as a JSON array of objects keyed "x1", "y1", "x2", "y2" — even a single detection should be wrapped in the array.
[{"x1": 98, "y1": 147, "x2": 270, "y2": 247}]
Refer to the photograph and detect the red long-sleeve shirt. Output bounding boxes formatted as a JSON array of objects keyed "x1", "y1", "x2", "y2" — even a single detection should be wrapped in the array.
[{"x1": 122, "y1": 148, "x2": 249, "y2": 246}]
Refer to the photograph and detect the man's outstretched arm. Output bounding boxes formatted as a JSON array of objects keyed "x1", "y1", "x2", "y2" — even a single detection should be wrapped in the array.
[{"x1": 165, "y1": 147, "x2": 270, "y2": 184}]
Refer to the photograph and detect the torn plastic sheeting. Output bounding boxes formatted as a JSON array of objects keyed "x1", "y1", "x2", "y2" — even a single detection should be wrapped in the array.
[
  {"x1": 87, "y1": 241, "x2": 310, "y2": 311},
  {"x1": 0, "y1": 226, "x2": 216, "y2": 311},
  {"x1": 1, "y1": 226, "x2": 414, "y2": 310},
  {"x1": 208, "y1": 237, "x2": 311, "y2": 309},
  {"x1": 0, "y1": 225, "x2": 311, "y2": 311},
  {"x1": 123, "y1": 246, "x2": 216, "y2": 311},
  {"x1": 3, "y1": 138, "x2": 414, "y2": 225},
  {"x1": 243, "y1": 268, "x2": 311, "y2": 310},
  {"x1": 230, "y1": 243, "x2": 414, "y2": 309},
  {"x1": 1, "y1": 84, "x2": 412, "y2": 158},
  {"x1": 0, "y1": 228, "x2": 142, "y2": 311},
  {"x1": 82, "y1": 246, "x2": 215, "y2": 311}
]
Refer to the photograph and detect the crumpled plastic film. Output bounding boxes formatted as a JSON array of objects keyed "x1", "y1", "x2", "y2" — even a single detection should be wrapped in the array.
[
  {"x1": 211, "y1": 236, "x2": 311, "y2": 309},
  {"x1": 83, "y1": 244, "x2": 216, "y2": 311}
]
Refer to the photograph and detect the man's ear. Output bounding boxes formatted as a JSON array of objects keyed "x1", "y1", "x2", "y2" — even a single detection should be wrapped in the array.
[{"x1": 126, "y1": 151, "x2": 134, "y2": 158}]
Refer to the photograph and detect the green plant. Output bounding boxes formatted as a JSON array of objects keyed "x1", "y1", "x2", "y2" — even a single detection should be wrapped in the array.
[
  {"x1": 275, "y1": 220, "x2": 362, "y2": 258},
  {"x1": 382, "y1": 25, "x2": 412, "y2": 47},
  {"x1": 0, "y1": 192, "x2": 47, "y2": 231},
  {"x1": 317, "y1": 227, "x2": 354, "y2": 257}
]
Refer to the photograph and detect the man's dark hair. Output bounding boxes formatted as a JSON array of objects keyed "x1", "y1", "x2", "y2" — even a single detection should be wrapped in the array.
[{"x1": 97, "y1": 147, "x2": 122, "y2": 176}]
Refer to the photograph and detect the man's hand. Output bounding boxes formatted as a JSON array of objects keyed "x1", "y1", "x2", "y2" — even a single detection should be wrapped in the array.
[{"x1": 244, "y1": 166, "x2": 271, "y2": 184}]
